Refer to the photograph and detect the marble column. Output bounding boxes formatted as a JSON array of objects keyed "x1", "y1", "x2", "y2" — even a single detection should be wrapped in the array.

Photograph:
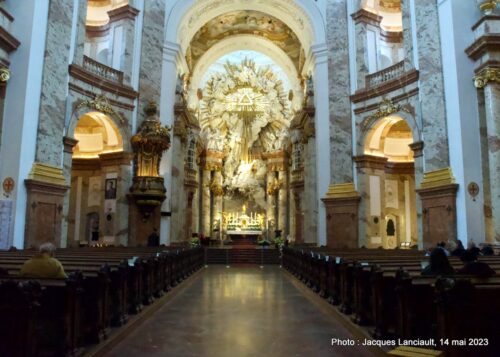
[
  {"x1": 278, "y1": 170, "x2": 288, "y2": 235},
  {"x1": 266, "y1": 171, "x2": 276, "y2": 239},
  {"x1": 401, "y1": 0, "x2": 415, "y2": 70},
  {"x1": 35, "y1": 0, "x2": 75, "y2": 166},
  {"x1": 213, "y1": 170, "x2": 223, "y2": 239},
  {"x1": 410, "y1": 141, "x2": 425, "y2": 249},
  {"x1": 60, "y1": 137, "x2": 78, "y2": 248},
  {"x1": 108, "y1": 5, "x2": 139, "y2": 85},
  {"x1": 483, "y1": 82, "x2": 500, "y2": 242},
  {"x1": 169, "y1": 135, "x2": 183, "y2": 242},
  {"x1": 137, "y1": 0, "x2": 165, "y2": 124},
  {"x1": 201, "y1": 169, "x2": 211, "y2": 236},
  {"x1": 303, "y1": 137, "x2": 318, "y2": 244},
  {"x1": 327, "y1": 0, "x2": 353, "y2": 184},
  {"x1": 71, "y1": 0, "x2": 87, "y2": 66},
  {"x1": 402, "y1": 0, "x2": 450, "y2": 170}
]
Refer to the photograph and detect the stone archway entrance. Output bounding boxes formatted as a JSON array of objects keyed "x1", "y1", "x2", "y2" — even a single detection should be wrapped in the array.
[{"x1": 355, "y1": 115, "x2": 419, "y2": 249}]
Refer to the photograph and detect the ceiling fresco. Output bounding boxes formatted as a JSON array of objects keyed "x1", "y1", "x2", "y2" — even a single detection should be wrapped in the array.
[{"x1": 186, "y1": 10, "x2": 305, "y2": 74}]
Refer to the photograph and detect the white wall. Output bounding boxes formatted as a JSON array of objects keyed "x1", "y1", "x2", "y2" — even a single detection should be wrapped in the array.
[
  {"x1": 438, "y1": 0, "x2": 485, "y2": 244},
  {"x1": 0, "y1": 0, "x2": 49, "y2": 248}
]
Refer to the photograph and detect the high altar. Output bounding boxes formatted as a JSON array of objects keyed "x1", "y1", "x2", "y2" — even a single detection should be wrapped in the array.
[{"x1": 224, "y1": 205, "x2": 264, "y2": 236}]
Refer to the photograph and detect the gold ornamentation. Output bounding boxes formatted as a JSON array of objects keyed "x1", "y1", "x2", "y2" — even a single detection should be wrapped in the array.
[
  {"x1": 0, "y1": 67, "x2": 10, "y2": 83},
  {"x1": 478, "y1": 0, "x2": 498, "y2": 14},
  {"x1": 76, "y1": 94, "x2": 124, "y2": 124},
  {"x1": 324, "y1": 183, "x2": 359, "y2": 199},
  {"x1": 267, "y1": 178, "x2": 283, "y2": 195},
  {"x1": 474, "y1": 68, "x2": 500, "y2": 88},
  {"x1": 28, "y1": 163, "x2": 67, "y2": 186},
  {"x1": 209, "y1": 179, "x2": 224, "y2": 196},
  {"x1": 420, "y1": 167, "x2": 456, "y2": 189},
  {"x1": 131, "y1": 102, "x2": 171, "y2": 177},
  {"x1": 372, "y1": 97, "x2": 410, "y2": 120}
]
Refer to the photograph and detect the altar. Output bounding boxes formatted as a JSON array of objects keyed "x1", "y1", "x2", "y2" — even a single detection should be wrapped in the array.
[{"x1": 223, "y1": 205, "x2": 264, "y2": 245}]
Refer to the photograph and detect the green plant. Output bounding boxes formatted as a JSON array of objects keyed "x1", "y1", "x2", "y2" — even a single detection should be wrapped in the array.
[
  {"x1": 190, "y1": 237, "x2": 200, "y2": 247},
  {"x1": 273, "y1": 236, "x2": 285, "y2": 248}
]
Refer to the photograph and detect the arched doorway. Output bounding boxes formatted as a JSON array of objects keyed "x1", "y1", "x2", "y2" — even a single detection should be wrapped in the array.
[
  {"x1": 356, "y1": 115, "x2": 418, "y2": 249},
  {"x1": 67, "y1": 111, "x2": 127, "y2": 247}
]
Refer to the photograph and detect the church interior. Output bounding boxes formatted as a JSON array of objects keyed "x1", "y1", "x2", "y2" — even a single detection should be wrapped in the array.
[{"x1": 0, "y1": 0, "x2": 499, "y2": 356}]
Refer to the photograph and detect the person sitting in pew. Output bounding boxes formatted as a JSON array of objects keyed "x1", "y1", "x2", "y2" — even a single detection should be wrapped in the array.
[
  {"x1": 451, "y1": 239, "x2": 466, "y2": 257},
  {"x1": 480, "y1": 244, "x2": 495, "y2": 256},
  {"x1": 19, "y1": 242, "x2": 67, "y2": 279},
  {"x1": 421, "y1": 248, "x2": 455, "y2": 276},
  {"x1": 458, "y1": 250, "x2": 496, "y2": 277}
]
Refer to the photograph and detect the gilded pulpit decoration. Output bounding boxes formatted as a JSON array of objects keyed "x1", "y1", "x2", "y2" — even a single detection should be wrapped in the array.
[
  {"x1": 474, "y1": 68, "x2": 500, "y2": 89},
  {"x1": 0, "y1": 67, "x2": 10, "y2": 83},
  {"x1": 129, "y1": 102, "x2": 171, "y2": 219},
  {"x1": 267, "y1": 178, "x2": 283, "y2": 195},
  {"x1": 131, "y1": 102, "x2": 171, "y2": 177}
]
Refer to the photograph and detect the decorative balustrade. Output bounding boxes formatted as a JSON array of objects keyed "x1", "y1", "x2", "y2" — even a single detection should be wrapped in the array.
[
  {"x1": 365, "y1": 60, "x2": 405, "y2": 88},
  {"x1": 83, "y1": 55, "x2": 124, "y2": 84}
]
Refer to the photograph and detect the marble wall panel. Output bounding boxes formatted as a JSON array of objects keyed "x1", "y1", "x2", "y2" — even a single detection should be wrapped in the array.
[
  {"x1": 35, "y1": 0, "x2": 75, "y2": 166},
  {"x1": 137, "y1": 0, "x2": 165, "y2": 124},
  {"x1": 484, "y1": 83, "x2": 500, "y2": 242},
  {"x1": 327, "y1": 0, "x2": 353, "y2": 184}
]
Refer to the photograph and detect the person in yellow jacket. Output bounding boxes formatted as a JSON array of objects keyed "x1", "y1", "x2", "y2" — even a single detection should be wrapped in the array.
[{"x1": 20, "y1": 242, "x2": 67, "y2": 279}]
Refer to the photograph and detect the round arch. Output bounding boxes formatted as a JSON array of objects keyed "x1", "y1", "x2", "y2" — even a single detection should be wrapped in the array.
[
  {"x1": 67, "y1": 99, "x2": 132, "y2": 153},
  {"x1": 165, "y1": 0, "x2": 326, "y2": 53},
  {"x1": 357, "y1": 111, "x2": 421, "y2": 156},
  {"x1": 189, "y1": 35, "x2": 303, "y2": 108}
]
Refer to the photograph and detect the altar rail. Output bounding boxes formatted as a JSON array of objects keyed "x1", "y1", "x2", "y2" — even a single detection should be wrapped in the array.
[
  {"x1": 83, "y1": 55, "x2": 124, "y2": 84},
  {"x1": 365, "y1": 60, "x2": 405, "y2": 88}
]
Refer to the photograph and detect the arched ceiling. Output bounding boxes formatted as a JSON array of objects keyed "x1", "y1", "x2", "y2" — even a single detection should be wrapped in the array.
[
  {"x1": 365, "y1": 116, "x2": 413, "y2": 162},
  {"x1": 73, "y1": 112, "x2": 123, "y2": 158},
  {"x1": 86, "y1": 0, "x2": 128, "y2": 26},
  {"x1": 186, "y1": 10, "x2": 305, "y2": 74},
  {"x1": 379, "y1": 0, "x2": 401, "y2": 13}
]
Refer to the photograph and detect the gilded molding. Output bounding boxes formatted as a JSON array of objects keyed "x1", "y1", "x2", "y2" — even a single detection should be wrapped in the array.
[
  {"x1": 0, "y1": 67, "x2": 10, "y2": 83},
  {"x1": 478, "y1": 0, "x2": 498, "y2": 14},
  {"x1": 76, "y1": 94, "x2": 125, "y2": 124},
  {"x1": 324, "y1": 183, "x2": 359, "y2": 199},
  {"x1": 420, "y1": 167, "x2": 456, "y2": 190},
  {"x1": 474, "y1": 68, "x2": 500, "y2": 88},
  {"x1": 361, "y1": 97, "x2": 411, "y2": 131},
  {"x1": 28, "y1": 162, "x2": 67, "y2": 187}
]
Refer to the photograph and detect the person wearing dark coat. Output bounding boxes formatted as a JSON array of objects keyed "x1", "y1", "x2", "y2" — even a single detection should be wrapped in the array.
[
  {"x1": 458, "y1": 250, "x2": 496, "y2": 277},
  {"x1": 147, "y1": 228, "x2": 160, "y2": 247},
  {"x1": 421, "y1": 248, "x2": 455, "y2": 276},
  {"x1": 451, "y1": 239, "x2": 466, "y2": 257}
]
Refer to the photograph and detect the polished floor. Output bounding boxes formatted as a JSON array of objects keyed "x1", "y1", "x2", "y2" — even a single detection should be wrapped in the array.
[{"x1": 105, "y1": 266, "x2": 378, "y2": 357}]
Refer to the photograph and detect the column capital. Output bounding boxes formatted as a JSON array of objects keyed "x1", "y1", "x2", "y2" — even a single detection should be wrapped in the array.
[
  {"x1": 409, "y1": 141, "x2": 425, "y2": 158},
  {"x1": 474, "y1": 67, "x2": 500, "y2": 88}
]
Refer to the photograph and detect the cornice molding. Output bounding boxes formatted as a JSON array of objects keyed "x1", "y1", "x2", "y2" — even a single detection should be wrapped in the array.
[
  {"x1": 0, "y1": 26, "x2": 20, "y2": 53},
  {"x1": 465, "y1": 34, "x2": 500, "y2": 60}
]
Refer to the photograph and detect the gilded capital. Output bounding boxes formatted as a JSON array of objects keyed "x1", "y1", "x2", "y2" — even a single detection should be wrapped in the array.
[
  {"x1": 478, "y1": 0, "x2": 498, "y2": 15},
  {"x1": 474, "y1": 68, "x2": 500, "y2": 88},
  {"x1": 0, "y1": 67, "x2": 10, "y2": 83}
]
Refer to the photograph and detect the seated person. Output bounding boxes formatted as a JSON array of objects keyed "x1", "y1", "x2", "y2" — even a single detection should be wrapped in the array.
[
  {"x1": 421, "y1": 248, "x2": 455, "y2": 276},
  {"x1": 147, "y1": 228, "x2": 160, "y2": 247},
  {"x1": 458, "y1": 250, "x2": 496, "y2": 277},
  {"x1": 451, "y1": 239, "x2": 466, "y2": 257},
  {"x1": 481, "y1": 244, "x2": 495, "y2": 256},
  {"x1": 20, "y1": 242, "x2": 67, "y2": 279}
]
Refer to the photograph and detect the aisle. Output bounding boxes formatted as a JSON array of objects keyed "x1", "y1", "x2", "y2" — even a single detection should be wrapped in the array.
[{"x1": 104, "y1": 266, "x2": 378, "y2": 357}]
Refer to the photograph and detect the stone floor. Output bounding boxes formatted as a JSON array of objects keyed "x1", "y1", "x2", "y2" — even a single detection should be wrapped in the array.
[{"x1": 104, "y1": 266, "x2": 378, "y2": 357}]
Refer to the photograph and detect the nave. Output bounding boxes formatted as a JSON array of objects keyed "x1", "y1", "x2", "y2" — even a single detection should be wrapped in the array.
[{"x1": 100, "y1": 266, "x2": 377, "y2": 357}]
